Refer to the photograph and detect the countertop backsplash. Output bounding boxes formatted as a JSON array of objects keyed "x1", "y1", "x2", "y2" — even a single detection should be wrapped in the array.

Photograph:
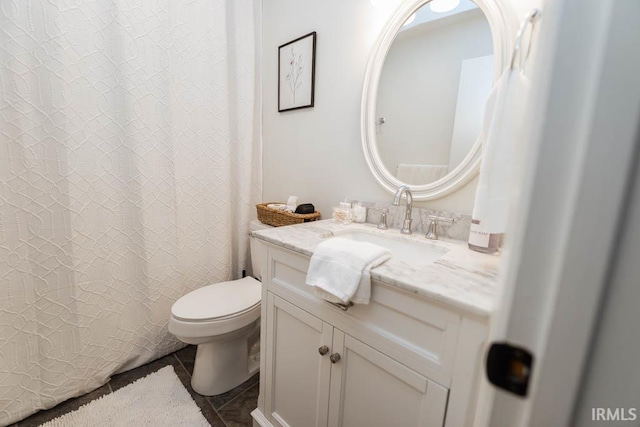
[{"x1": 361, "y1": 202, "x2": 472, "y2": 241}]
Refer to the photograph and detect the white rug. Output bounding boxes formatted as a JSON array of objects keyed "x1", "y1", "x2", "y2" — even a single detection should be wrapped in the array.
[{"x1": 40, "y1": 366, "x2": 210, "y2": 427}]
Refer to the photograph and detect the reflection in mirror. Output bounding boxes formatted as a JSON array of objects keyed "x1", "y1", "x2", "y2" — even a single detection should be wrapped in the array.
[{"x1": 376, "y1": 0, "x2": 493, "y2": 185}]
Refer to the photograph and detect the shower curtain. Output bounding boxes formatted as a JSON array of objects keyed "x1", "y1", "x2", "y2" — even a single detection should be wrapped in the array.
[{"x1": 0, "y1": 0, "x2": 261, "y2": 424}]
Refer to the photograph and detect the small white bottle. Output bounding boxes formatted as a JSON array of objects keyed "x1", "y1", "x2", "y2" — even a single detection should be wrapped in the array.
[{"x1": 468, "y1": 219, "x2": 501, "y2": 253}]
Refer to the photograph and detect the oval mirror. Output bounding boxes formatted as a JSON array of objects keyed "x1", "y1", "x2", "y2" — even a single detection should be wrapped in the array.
[{"x1": 361, "y1": 0, "x2": 513, "y2": 200}]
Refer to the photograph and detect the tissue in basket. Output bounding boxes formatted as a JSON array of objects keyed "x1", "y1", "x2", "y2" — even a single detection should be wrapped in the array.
[{"x1": 256, "y1": 202, "x2": 320, "y2": 227}]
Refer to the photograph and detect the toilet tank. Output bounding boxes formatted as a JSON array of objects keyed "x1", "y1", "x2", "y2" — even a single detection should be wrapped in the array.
[{"x1": 249, "y1": 220, "x2": 272, "y2": 281}]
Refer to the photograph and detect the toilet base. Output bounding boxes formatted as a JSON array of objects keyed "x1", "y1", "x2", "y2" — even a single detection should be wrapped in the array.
[{"x1": 190, "y1": 319, "x2": 260, "y2": 396}]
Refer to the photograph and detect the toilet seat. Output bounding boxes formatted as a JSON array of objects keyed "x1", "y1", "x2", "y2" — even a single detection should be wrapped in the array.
[
  {"x1": 168, "y1": 276, "x2": 261, "y2": 340},
  {"x1": 171, "y1": 276, "x2": 261, "y2": 322}
]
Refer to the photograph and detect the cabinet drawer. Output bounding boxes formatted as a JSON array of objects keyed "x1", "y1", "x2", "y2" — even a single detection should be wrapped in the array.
[
  {"x1": 267, "y1": 245, "x2": 312, "y2": 298},
  {"x1": 265, "y1": 244, "x2": 460, "y2": 385}
]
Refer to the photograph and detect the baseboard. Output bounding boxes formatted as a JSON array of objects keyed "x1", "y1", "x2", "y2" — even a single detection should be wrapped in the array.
[{"x1": 251, "y1": 408, "x2": 273, "y2": 427}]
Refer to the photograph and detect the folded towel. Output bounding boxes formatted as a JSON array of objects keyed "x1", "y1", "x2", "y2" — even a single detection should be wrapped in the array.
[
  {"x1": 267, "y1": 203, "x2": 295, "y2": 212},
  {"x1": 306, "y1": 238, "x2": 392, "y2": 305}
]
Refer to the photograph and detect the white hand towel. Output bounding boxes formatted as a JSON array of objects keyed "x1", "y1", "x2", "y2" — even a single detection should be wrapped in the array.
[
  {"x1": 306, "y1": 238, "x2": 392, "y2": 305},
  {"x1": 472, "y1": 66, "x2": 531, "y2": 233}
]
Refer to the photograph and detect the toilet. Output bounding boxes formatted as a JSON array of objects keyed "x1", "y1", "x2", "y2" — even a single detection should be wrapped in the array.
[{"x1": 168, "y1": 220, "x2": 271, "y2": 396}]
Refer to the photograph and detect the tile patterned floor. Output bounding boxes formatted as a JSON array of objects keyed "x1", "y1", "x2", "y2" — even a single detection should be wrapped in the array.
[{"x1": 13, "y1": 346, "x2": 259, "y2": 427}]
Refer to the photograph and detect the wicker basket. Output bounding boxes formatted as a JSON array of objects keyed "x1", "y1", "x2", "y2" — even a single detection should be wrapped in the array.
[{"x1": 256, "y1": 202, "x2": 320, "y2": 227}]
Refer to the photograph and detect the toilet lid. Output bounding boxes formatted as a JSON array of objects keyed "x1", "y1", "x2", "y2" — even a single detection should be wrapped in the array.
[{"x1": 171, "y1": 276, "x2": 261, "y2": 321}]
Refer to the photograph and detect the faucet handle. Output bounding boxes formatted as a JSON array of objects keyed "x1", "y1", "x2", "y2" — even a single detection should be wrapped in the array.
[
  {"x1": 366, "y1": 207, "x2": 389, "y2": 230},
  {"x1": 378, "y1": 208, "x2": 389, "y2": 230},
  {"x1": 426, "y1": 215, "x2": 454, "y2": 240}
]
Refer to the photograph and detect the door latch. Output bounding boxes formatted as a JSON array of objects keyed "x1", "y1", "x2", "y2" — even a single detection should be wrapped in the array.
[{"x1": 486, "y1": 342, "x2": 534, "y2": 397}]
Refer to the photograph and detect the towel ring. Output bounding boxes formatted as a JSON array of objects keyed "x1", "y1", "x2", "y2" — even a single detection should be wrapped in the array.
[{"x1": 510, "y1": 9, "x2": 541, "y2": 71}]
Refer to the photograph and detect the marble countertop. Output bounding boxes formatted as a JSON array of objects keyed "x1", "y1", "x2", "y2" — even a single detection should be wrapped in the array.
[{"x1": 252, "y1": 220, "x2": 502, "y2": 318}]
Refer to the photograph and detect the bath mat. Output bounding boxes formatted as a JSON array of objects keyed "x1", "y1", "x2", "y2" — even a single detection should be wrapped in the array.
[{"x1": 39, "y1": 366, "x2": 210, "y2": 427}]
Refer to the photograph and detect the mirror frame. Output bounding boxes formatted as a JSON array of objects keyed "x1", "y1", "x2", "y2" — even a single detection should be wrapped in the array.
[{"x1": 361, "y1": 0, "x2": 516, "y2": 200}]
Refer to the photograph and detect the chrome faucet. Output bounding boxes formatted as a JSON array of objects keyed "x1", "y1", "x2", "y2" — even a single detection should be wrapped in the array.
[{"x1": 392, "y1": 185, "x2": 413, "y2": 235}]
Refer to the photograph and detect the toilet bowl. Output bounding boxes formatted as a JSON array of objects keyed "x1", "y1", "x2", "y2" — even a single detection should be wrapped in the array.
[{"x1": 168, "y1": 220, "x2": 271, "y2": 396}]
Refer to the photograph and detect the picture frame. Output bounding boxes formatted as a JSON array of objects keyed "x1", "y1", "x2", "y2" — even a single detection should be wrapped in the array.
[{"x1": 278, "y1": 32, "x2": 316, "y2": 112}]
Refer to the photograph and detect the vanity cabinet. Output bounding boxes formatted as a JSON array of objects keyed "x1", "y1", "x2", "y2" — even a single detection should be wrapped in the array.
[
  {"x1": 253, "y1": 243, "x2": 490, "y2": 427},
  {"x1": 326, "y1": 327, "x2": 448, "y2": 427},
  {"x1": 265, "y1": 293, "x2": 447, "y2": 427}
]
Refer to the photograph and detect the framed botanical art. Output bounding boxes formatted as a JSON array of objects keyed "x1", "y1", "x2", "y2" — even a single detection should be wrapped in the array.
[{"x1": 278, "y1": 32, "x2": 316, "y2": 112}]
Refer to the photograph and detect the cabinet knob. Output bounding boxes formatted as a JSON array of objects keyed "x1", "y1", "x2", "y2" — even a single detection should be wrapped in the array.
[
  {"x1": 318, "y1": 345, "x2": 329, "y2": 356},
  {"x1": 330, "y1": 353, "x2": 341, "y2": 364}
]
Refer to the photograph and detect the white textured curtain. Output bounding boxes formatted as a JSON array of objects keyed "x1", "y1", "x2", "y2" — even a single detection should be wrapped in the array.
[{"x1": 0, "y1": 0, "x2": 262, "y2": 424}]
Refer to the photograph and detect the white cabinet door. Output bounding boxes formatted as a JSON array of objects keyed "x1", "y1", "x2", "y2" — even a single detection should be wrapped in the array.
[
  {"x1": 327, "y1": 329, "x2": 449, "y2": 427},
  {"x1": 265, "y1": 293, "x2": 333, "y2": 427}
]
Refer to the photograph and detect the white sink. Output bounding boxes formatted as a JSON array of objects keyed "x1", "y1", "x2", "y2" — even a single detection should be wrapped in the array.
[{"x1": 331, "y1": 230, "x2": 448, "y2": 266}]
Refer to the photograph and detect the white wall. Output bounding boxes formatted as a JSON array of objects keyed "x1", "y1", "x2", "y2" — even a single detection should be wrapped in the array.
[
  {"x1": 262, "y1": 0, "x2": 532, "y2": 217},
  {"x1": 377, "y1": 10, "x2": 492, "y2": 172}
]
